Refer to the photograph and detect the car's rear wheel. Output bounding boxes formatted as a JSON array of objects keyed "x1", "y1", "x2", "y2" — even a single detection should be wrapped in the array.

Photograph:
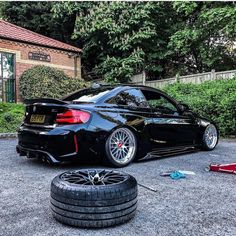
[
  {"x1": 105, "y1": 128, "x2": 137, "y2": 167},
  {"x1": 202, "y1": 124, "x2": 218, "y2": 150}
]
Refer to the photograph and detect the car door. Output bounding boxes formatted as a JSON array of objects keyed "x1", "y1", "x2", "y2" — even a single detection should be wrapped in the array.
[
  {"x1": 141, "y1": 89, "x2": 199, "y2": 148},
  {"x1": 109, "y1": 88, "x2": 154, "y2": 130},
  {"x1": 106, "y1": 88, "x2": 154, "y2": 155}
]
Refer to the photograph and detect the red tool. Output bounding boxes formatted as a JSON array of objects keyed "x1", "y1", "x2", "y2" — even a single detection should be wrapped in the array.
[{"x1": 208, "y1": 163, "x2": 236, "y2": 174}]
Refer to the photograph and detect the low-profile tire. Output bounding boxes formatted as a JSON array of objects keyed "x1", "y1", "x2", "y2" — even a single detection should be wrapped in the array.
[
  {"x1": 202, "y1": 124, "x2": 219, "y2": 151},
  {"x1": 105, "y1": 128, "x2": 137, "y2": 167},
  {"x1": 50, "y1": 169, "x2": 138, "y2": 228}
]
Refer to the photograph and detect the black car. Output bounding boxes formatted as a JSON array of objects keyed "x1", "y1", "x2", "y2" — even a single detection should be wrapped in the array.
[{"x1": 17, "y1": 84, "x2": 219, "y2": 167}]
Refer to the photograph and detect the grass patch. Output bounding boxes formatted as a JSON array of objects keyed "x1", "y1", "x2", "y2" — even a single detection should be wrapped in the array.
[{"x1": 0, "y1": 103, "x2": 25, "y2": 133}]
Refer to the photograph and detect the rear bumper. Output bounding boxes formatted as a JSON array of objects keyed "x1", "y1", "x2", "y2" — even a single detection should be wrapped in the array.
[
  {"x1": 16, "y1": 145, "x2": 63, "y2": 164},
  {"x1": 17, "y1": 126, "x2": 80, "y2": 163}
]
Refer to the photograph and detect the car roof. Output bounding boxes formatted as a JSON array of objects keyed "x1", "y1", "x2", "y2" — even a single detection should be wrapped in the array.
[
  {"x1": 99, "y1": 84, "x2": 179, "y2": 106},
  {"x1": 94, "y1": 84, "x2": 170, "y2": 103},
  {"x1": 63, "y1": 83, "x2": 170, "y2": 104},
  {"x1": 97, "y1": 83, "x2": 164, "y2": 93}
]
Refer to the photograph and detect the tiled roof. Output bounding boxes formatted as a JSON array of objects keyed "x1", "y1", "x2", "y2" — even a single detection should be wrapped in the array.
[{"x1": 0, "y1": 20, "x2": 81, "y2": 53}]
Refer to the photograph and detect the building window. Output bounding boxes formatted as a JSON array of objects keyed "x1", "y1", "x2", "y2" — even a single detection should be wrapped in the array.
[{"x1": 0, "y1": 52, "x2": 15, "y2": 102}]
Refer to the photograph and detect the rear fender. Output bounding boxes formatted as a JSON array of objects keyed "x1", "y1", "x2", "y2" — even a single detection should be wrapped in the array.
[{"x1": 105, "y1": 124, "x2": 150, "y2": 159}]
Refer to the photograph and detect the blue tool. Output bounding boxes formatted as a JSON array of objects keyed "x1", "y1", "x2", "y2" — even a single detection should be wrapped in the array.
[{"x1": 170, "y1": 171, "x2": 186, "y2": 180}]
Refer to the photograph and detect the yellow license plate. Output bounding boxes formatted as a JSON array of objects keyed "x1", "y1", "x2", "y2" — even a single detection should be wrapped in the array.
[{"x1": 30, "y1": 114, "x2": 45, "y2": 124}]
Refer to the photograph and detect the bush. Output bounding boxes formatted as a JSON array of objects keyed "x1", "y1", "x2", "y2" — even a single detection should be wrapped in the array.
[
  {"x1": 163, "y1": 78, "x2": 236, "y2": 137},
  {"x1": 19, "y1": 65, "x2": 88, "y2": 100},
  {"x1": 0, "y1": 103, "x2": 25, "y2": 133}
]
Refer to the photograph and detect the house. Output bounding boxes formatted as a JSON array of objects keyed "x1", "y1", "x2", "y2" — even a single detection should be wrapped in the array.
[{"x1": 0, "y1": 20, "x2": 82, "y2": 102}]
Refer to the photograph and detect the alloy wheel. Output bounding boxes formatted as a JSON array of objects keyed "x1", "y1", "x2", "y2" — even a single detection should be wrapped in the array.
[
  {"x1": 60, "y1": 169, "x2": 128, "y2": 186},
  {"x1": 108, "y1": 128, "x2": 136, "y2": 165},
  {"x1": 203, "y1": 124, "x2": 218, "y2": 149}
]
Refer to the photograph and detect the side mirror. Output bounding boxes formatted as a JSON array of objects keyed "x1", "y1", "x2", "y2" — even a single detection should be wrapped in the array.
[{"x1": 178, "y1": 103, "x2": 190, "y2": 112}]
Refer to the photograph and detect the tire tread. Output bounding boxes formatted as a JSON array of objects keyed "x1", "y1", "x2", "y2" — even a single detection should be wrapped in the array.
[{"x1": 50, "y1": 170, "x2": 138, "y2": 228}]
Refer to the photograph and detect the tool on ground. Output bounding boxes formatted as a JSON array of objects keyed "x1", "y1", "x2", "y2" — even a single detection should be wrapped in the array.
[
  {"x1": 207, "y1": 163, "x2": 236, "y2": 174},
  {"x1": 160, "y1": 171, "x2": 186, "y2": 180},
  {"x1": 170, "y1": 171, "x2": 186, "y2": 180},
  {"x1": 160, "y1": 170, "x2": 195, "y2": 177},
  {"x1": 138, "y1": 183, "x2": 158, "y2": 192}
]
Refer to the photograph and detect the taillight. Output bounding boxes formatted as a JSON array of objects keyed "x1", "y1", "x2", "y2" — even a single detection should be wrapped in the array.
[{"x1": 56, "y1": 109, "x2": 90, "y2": 124}]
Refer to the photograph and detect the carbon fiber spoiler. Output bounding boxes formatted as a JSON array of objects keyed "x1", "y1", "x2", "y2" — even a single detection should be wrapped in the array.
[{"x1": 24, "y1": 98, "x2": 68, "y2": 105}]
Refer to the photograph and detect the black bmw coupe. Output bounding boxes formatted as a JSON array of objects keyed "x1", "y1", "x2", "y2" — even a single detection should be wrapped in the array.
[{"x1": 17, "y1": 84, "x2": 218, "y2": 167}]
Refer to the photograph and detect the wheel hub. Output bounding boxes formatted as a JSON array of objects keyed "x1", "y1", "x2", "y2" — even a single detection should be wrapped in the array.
[
  {"x1": 117, "y1": 142, "x2": 123, "y2": 148},
  {"x1": 92, "y1": 173, "x2": 101, "y2": 183}
]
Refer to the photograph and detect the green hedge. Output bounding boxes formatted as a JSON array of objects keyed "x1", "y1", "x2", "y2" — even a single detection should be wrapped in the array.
[
  {"x1": 0, "y1": 103, "x2": 24, "y2": 133},
  {"x1": 19, "y1": 65, "x2": 88, "y2": 100},
  {"x1": 163, "y1": 78, "x2": 236, "y2": 136},
  {"x1": 0, "y1": 66, "x2": 88, "y2": 133}
]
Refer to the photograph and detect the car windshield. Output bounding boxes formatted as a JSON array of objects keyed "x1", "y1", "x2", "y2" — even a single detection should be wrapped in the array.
[{"x1": 63, "y1": 88, "x2": 112, "y2": 103}]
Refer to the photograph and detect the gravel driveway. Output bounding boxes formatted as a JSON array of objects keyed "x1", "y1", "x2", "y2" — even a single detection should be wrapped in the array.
[{"x1": 0, "y1": 139, "x2": 235, "y2": 236}]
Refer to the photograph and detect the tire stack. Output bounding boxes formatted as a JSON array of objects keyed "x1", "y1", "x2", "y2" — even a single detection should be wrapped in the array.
[{"x1": 50, "y1": 169, "x2": 138, "y2": 228}]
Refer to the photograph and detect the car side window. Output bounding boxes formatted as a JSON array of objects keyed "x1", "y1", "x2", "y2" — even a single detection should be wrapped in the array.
[
  {"x1": 108, "y1": 89, "x2": 148, "y2": 108},
  {"x1": 141, "y1": 90, "x2": 178, "y2": 115}
]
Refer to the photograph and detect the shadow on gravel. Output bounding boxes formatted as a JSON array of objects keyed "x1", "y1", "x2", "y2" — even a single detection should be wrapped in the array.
[
  {"x1": 20, "y1": 148, "x2": 200, "y2": 173},
  {"x1": 22, "y1": 155, "x2": 105, "y2": 171}
]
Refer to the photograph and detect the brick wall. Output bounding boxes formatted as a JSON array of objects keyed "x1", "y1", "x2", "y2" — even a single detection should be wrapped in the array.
[{"x1": 0, "y1": 38, "x2": 81, "y2": 102}]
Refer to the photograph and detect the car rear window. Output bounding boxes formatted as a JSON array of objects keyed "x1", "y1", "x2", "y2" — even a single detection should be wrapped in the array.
[{"x1": 63, "y1": 88, "x2": 112, "y2": 103}]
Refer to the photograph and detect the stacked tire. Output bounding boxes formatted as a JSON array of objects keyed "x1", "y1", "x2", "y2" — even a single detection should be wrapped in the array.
[{"x1": 50, "y1": 169, "x2": 138, "y2": 228}]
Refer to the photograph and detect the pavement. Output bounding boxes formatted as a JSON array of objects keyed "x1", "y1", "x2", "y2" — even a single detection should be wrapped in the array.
[{"x1": 0, "y1": 139, "x2": 235, "y2": 236}]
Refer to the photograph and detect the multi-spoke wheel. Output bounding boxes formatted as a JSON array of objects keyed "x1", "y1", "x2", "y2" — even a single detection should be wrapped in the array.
[
  {"x1": 50, "y1": 169, "x2": 138, "y2": 228},
  {"x1": 105, "y1": 128, "x2": 137, "y2": 167},
  {"x1": 202, "y1": 124, "x2": 218, "y2": 150},
  {"x1": 60, "y1": 169, "x2": 128, "y2": 186}
]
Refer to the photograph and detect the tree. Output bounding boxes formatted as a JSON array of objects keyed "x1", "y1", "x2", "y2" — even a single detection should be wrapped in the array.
[
  {"x1": 53, "y1": 2, "x2": 177, "y2": 82},
  {"x1": 168, "y1": 2, "x2": 236, "y2": 74},
  {"x1": 53, "y1": 2, "x2": 236, "y2": 82},
  {"x1": 0, "y1": 2, "x2": 76, "y2": 44},
  {"x1": 1, "y1": 2, "x2": 235, "y2": 82}
]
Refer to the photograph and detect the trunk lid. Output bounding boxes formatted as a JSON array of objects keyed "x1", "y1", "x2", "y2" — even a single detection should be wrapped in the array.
[{"x1": 24, "y1": 98, "x2": 68, "y2": 126}]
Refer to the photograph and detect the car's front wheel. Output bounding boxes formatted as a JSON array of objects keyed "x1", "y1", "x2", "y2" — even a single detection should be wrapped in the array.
[
  {"x1": 105, "y1": 128, "x2": 137, "y2": 167},
  {"x1": 202, "y1": 124, "x2": 218, "y2": 150}
]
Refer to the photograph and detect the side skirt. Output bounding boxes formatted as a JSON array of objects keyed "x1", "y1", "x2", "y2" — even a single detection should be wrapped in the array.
[{"x1": 139, "y1": 146, "x2": 198, "y2": 161}]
